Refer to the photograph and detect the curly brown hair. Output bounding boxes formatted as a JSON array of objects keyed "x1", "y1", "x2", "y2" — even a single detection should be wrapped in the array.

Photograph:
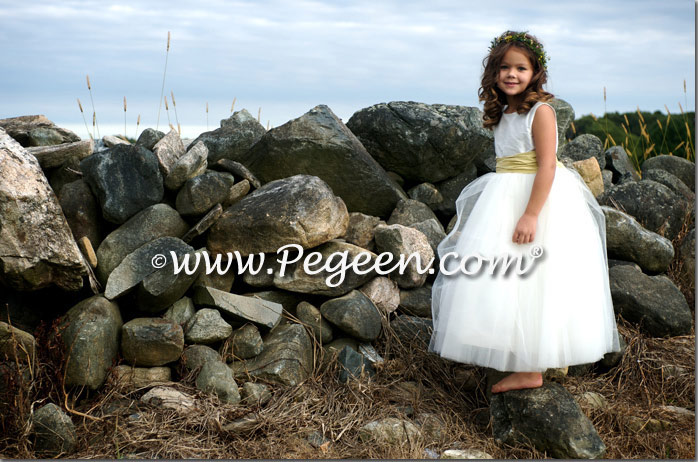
[{"x1": 478, "y1": 31, "x2": 554, "y2": 130}]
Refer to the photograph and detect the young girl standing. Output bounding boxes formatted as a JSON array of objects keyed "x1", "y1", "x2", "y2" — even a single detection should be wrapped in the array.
[{"x1": 428, "y1": 31, "x2": 621, "y2": 393}]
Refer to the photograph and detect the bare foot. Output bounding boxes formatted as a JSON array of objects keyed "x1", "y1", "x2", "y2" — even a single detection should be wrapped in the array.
[{"x1": 491, "y1": 372, "x2": 543, "y2": 393}]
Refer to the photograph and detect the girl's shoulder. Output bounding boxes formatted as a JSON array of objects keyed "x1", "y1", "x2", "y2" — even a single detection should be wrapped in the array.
[{"x1": 526, "y1": 101, "x2": 557, "y2": 127}]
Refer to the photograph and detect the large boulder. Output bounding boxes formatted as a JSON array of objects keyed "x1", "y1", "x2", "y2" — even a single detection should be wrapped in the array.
[
  {"x1": 207, "y1": 174, "x2": 349, "y2": 256},
  {"x1": 0, "y1": 128, "x2": 86, "y2": 291},
  {"x1": 193, "y1": 286, "x2": 283, "y2": 330},
  {"x1": 0, "y1": 115, "x2": 80, "y2": 147},
  {"x1": 641, "y1": 154, "x2": 695, "y2": 192},
  {"x1": 121, "y1": 318, "x2": 184, "y2": 366},
  {"x1": 58, "y1": 179, "x2": 103, "y2": 249},
  {"x1": 320, "y1": 290, "x2": 383, "y2": 342},
  {"x1": 152, "y1": 129, "x2": 186, "y2": 177},
  {"x1": 239, "y1": 104, "x2": 407, "y2": 217},
  {"x1": 559, "y1": 134, "x2": 605, "y2": 169},
  {"x1": 346, "y1": 101, "x2": 491, "y2": 184},
  {"x1": 190, "y1": 109, "x2": 266, "y2": 163},
  {"x1": 605, "y1": 146, "x2": 641, "y2": 183},
  {"x1": 31, "y1": 403, "x2": 77, "y2": 457},
  {"x1": 25, "y1": 139, "x2": 94, "y2": 169}
]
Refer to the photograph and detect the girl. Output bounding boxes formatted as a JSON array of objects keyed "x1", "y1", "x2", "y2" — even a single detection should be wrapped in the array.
[{"x1": 428, "y1": 31, "x2": 621, "y2": 393}]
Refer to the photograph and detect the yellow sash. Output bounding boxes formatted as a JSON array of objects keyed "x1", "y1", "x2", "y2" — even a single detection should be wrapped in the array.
[{"x1": 496, "y1": 150, "x2": 566, "y2": 173}]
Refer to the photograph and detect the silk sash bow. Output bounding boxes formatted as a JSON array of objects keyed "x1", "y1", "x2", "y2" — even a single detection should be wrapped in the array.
[{"x1": 495, "y1": 150, "x2": 566, "y2": 173}]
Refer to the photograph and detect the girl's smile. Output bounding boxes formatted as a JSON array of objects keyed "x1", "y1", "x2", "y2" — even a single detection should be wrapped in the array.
[{"x1": 497, "y1": 48, "x2": 534, "y2": 108}]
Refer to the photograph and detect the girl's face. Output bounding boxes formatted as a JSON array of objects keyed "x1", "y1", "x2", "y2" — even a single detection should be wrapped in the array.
[{"x1": 496, "y1": 47, "x2": 534, "y2": 103}]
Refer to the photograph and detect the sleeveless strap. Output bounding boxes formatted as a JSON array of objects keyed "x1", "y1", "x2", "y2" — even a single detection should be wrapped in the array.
[{"x1": 495, "y1": 150, "x2": 566, "y2": 173}]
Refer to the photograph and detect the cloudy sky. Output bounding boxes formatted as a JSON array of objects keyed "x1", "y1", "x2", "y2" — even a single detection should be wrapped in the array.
[{"x1": 0, "y1": 0, "x2": 694, "y2": 139}]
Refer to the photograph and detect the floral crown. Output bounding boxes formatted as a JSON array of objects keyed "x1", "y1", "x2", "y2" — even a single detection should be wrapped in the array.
[{"x1": 489, "y1": 31, "x2": 548, "y2": 70}]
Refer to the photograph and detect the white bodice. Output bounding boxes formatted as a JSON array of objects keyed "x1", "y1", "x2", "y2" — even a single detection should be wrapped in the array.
[{"x1": 493, "y1": 101, "x2": 558, "y2": 158}]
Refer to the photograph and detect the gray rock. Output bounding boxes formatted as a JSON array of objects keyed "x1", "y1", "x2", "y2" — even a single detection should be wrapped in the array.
[
  {"x1": 111, "y1": 366, "x2": 171, "y2": 389},
  {"x1": 152, "y1": 129, "x2": 185, "y2": 177},
  {"x1": 58, "y1": 179, "x2": 103, "y2": 249},
  {"x1": 48, "y1": 156, "x2": 83, "y2": 195},
  {"x1": 240, "y1": 382, "x2": 272, "y2": 405},
  {"x1": 605, "y1": 146, "x2": 640, "y2": 183},
  {"x1": 559, "y1": 134, "x2": 605, "y2": 169},
  {"x1": 95, "y1": 203, "x2": 188, "y2": 284},
  {"x1": 271, "y1": 240, "x2": 379, "y2": 296},
  {"x1": 598, "y1": 180, "x2": 687, "y2": 240},
  {"x1": 181, "y1": 344, "x2": 222, "y2": 372},
  {"x1": 164, "y1": 140, "x2": 208, "y2": 190},
  {"x1": 0, "y1": 321, "x2": 36, "y2": 363},
  {"x1": 102, "y1": 135, "x2": 130, "y2": 147},
  {"x1": 678, "y1": 228, "x2": 695, "y2": 283},
  {"x1": 323, "y1": 337, "x2": 360, "y2": 356},
  {"x1": 0, "y1": 128, "x2": 87, "y2": 290},
  {"x1": 440, "y1": 449, "x2": 494, "y2": 459},
  {"x1": 104, "y1": 236, "x2": 193, "y2": 300},
  {"x1": 181, "y1": 203, "x2": 224, "y2": 244},
  {"x1": 357, "y1": 417, "x2": 421, "y2": 444},
  {"x1": 337, "y1": 345, "x2": 375, "y2": 383},
  {"x1": 196, "y1": 360, "x2": 241, "y2": 404},
  {"x1": 59, "y1": 295, "x2": 122, "y2": 389},
  {"x1": 373, "y1": 224, "x2": 434, "y2": 289},
  {"x1": 0, "y1": 115, "x2": 80, "y2": 147},
  {"x1": 609, "y1": 265, "x2": 692, "y2": 337},
  {"x1": 296, "y1": 301, "x2": 334, "y2": 343},
  {"x1": 414, "y1": 412, "x2": 447, "y2": 440},
  {"x1": 80, "y1": 144, "x2": 164, "y2": 224},
  {"x1": 240, "y1": 105, "x2": 407, "y2": 217},
  {"x1": 224, "y1": 323, "x2": 264, "y2": 360},
  {"x1": 490, "y1": 382, "x2": 606, "y2": 459},
  {"x1": 207, "y1": 174, "x2": 349, "y2": 256},
  {"x1": 191, "y1": 109, "x2": 266, "y2": 163},
  {"x1": 641, "y1": 154, "x2": 695, "y2": 192},
  {"x1": 135, "y1": 128, "x2": 165, "y2": 151},
  {"x1": 229, "y1": 323, "x2": 313, "y2": 386},
  {"x1": 549, "y1": 99, "x2": 576, "y2": 149},
  {"x1": 601, "y1": 169, "x2": 614, "y2": 191},
  {"x1": 603, "y1": 206, "x2": 674, "y2": 273},
  {"x1": 642, "y1": 169, "x2": 695, "y2": 204},
  {"x1": 410, "y1": 218, "x2": 447, "y2": 255},
  {"x1": 388, "y1": 198, "x2": 444, "y2": 232},
  {"x1": 213, "y1": 158, "x2": 262, "y2": 189},
  {"x1": 320, "y1": 290, "x2": 382, "y2": 342},
  {"x1": 26, "y1": 139, "x2": 94, "y2": 168},
  {"x1": 31, "y1": 403, "x2": 77, "y2": 457},
  {"x1": 192, "y1": 260, "x2": 235, "y2": 292},
  {"x1": 399, "y1": 284, "x2": 433, "y2": 318},
  {"x1": 163, "y1": 297, "x2": 196, "y2": 326},
  {"x1": 390, "y1": 315, "x2": 433, "y2": 347},
  {"x1": 346, "y1": 101, "x2": 492, "y2": 184},
  {"x1": 176, "y1": 170, "x2": 236, "y2": 216},
  {"x1": 433, "y1": 164, "x2": 478, "y2": 216},
  {"x1": 343, "y1": 212, "x2": 381, "y2": 249},
  {"x1": 193, "y1": 286, "x2": 283, "y2": 330},
  {"x1": 358, "y1": 276, "x2": 400, "y2": 314},
  {"x1": 407, "y1": 183, "x2": 443, "y2": 209},
  {"x1": 140, "y1": 386, "x2": 196, "y2": 413},
  {"x1": 121, "y1": 318, "x2": 184, "y2": 366},
  {"x1": 185, "y1": 308, "x2": 233, "y2": 344}
]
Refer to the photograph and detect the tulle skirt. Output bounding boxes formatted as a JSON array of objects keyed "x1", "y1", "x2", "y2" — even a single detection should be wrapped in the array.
[{"x1": 428, "y1": 165, "x2": 622, "y2": 372}]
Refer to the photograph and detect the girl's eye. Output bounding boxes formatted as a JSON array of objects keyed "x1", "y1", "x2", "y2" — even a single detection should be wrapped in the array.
[{"x1": 518, "y1": 67, "x2": 527, "y2": 71}]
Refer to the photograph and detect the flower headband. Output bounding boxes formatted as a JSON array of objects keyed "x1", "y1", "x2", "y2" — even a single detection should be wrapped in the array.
[{"x1": 489, "y1": 31, "x2": 548, "y2": 70}]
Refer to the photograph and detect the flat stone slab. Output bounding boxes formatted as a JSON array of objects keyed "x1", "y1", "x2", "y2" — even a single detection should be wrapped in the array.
[{"x1": 193, "y1": 285, "x2": 282, "y2": 330}]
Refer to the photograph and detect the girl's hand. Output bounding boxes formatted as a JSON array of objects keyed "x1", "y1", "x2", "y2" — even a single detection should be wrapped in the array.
[{"x1": 512, "y1": 213, "x2": 538, "y2": 244}]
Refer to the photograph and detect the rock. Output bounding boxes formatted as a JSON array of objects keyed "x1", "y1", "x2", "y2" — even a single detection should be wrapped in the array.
[
  {"x1": 59, "y1": 295, "x2": 122, "y2": 389},
  {"x1": 657, "y1": 405, "x2": 695, "y2": 420},
  {"x1": 135, "y1": 128, "x2": 165, "y2": 151},
  {"x1": 408, "y1": 183, "x2": 443, "y2": 209},
  {"x1": 560, "y1": 134, "x2": 605, "y2": 169},
  {"x1": 104, "y1": 236, "x2": 193, "y2": 300},
  {"x1": 225, "y1": 179, "x2": 250, "y2": 206},
  {"x1": 414, "y1": 412, "x2": 447, "y2": 440},
  {"x1": 337, "y1": 345, "x2": 375, "y2": 382},
  {"x1": 388, "y1": 198, "x2": 444, "y2": 230},
  {"x1": 80, "y1": 144, "x2": 164, "y2": 224},
  {"x1": 229, "y1": 323, "x2": 313, "y2": 386},
  {"x1": 296, "y1": 301, "x2": 334, "y2": 343},
  {"x1": 390, "y1": 315, "x2": 433, "y2": 347},
  {"x1": 163, "y1": 297, "x2": 196, "y2": 326},
  {"x1": 601, "y1": 169, "x2": 614, "y2": 190},
  {"x1": 0, "y1": 128, "x2": 87, "y2": 290},
  {"x1": 95, "y1": 203, "x2": 189, "y2": 284},
  {"x1": 222, "y1": 413, "x2": 262, "y2": 433},
  {"x1": 111, "y1": 366, "x2": 171, "y2": 389},
  {"x1": 440, "y1": 449, "x2": 494, "y2": 459},
  {"x1": 31, "y1": 403, "x2": 77, "y2": 457},
  {"x1": 642, "y1": 169, "x2": 695, "y2": 205},
  {"x1": 357, "y1": 417, "x2": 421, "y2": 444},
  {"x1": 0, "y1": 115, "x2": 80, "y2": 147},
  {"x1": 48, "y1": 156, "x2": 83, "y2": 194},
  {"x1": 358, "y1": 342, "x2": 385, "y2": 365},
  {"x1": 0, "y1": 321, "x2": 36, "y2": 363},
  {"x1": 190, "y1": 109, "x2": 266, "y2": 163},
  {"x1": 58, "y1": 179, "x2": 103, "y2": 248},
  {"x1": 181, "y1": 345, "x2": 222, "y2": 372},
  {"x1": 346, "y1": 101, "x2": 492, "y2": 184},
  {"x1": 182, "y1": 203, "x2": 224, "y2": 244},
  {"x1": 572, "y1": 156, "x2": 604, "y2": 197},
  {"x1": 678, "y1": 229, "x2": 695, "y2": 283},
  {"x1": 624, "y1": 415, "x2": 671, "y2": 432},
  {"x1": 373, "y1": 224, "x2": 434, "y2": 288},
  {"x1": 605, "y1": 146, "x2": 640, "y2": 183},
  {"x1": 410, "y1": 218, "x2": 447, "y2": 255},
  {"x1": 185, "y1": 308, "x2": 233, "y2": 344},
  {"x1": 343, "y1": 212, "x2": 381, "y2": 249},
  {"x1": 208, "y1": 174, "x2": 349, "y2": 256},
  {"x1": 240, "y1": 382, "x2": 272, "y2": 406},
  {"x1": 603, "y1": 206, "x2": 674, "y2": 273},
  {"x1": 598, "y1": 180, "x2": 687, "y2": 240},
  {"x1": 271, "y1": 240, "x2": 379, "y2": 296},
  {"x1": 323, "y1": 337, "x2": 359, "y2": 356},
  {"x1": 152, "y1": 129, "x2": 185, "y2": 177},
  {"x1": 399, "y1": 285, "x2": 432, "y2": 317},
  {"x1": 223, "y1": 323, "x2": 264, "y2": 360},
  {"x1": 196, "y1": 360, "x2": 241, "y2": 404},
  {"x1": 359, "y1": 276, "x2": 400, "y2": 314},
  {"x1": 320, "y1": 290, "x2": 382, "y2": 342},
  {"x1": 121, "y1": 318, "x2": 184, "y2": 366},
  {"x1": 641, "y1": 154, "x2": 695, "y2": 192},
  {"x1": 577, "y1": 391, "x2": 608, "y2": 411},
  {"x1": 192, "y1": 259, "x2": 235, "y2": 291},
  {"x1": 240, "y1": 104, "x2": 407, "y2": 217},
  {"x1": 140, "y1": 386, "x2": 195, "y2": 413},
  {"x1": 193, "y1": 286, "x2": 283, "y2": 330},
  {"x1": 213, "y1": 159, "x2": 262, "y2": 189},
  {"x1": 175, "y1": 171, "x2": 236, "y2": 216},
  {"x1": 26, "y1": 139, "x2": 94, "y2": 169},
  {"x1": 434, "y1": 165, "x2": 478, "y2": 216},
  {"x1": 490, "y1": 382, "x2": 606, "y2": 458},
  {"x1": 609, "y1": 264, "x2": 692, "y2": 337},
  {"x1": 164, "y1": 140, "x2": 208, "y2": 190},
  {"x1": 103, "y1": 135, "x2": 130, "y2": 147},
  {"x1": 599, "y1": 332, "x2": 626, "y2": 368}
]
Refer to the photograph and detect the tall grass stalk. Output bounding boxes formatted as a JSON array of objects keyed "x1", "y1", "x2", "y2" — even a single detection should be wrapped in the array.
[
  {"x1": 156, "y1": 31, "x2": 171, "y2": 131},
  {"x1": 164, "y1": 96, "x2": 172, "y2": 128},
  {"x1": 230, "y1": 97, "x2": 236, "y2": 114},
  {"x1": 123, "y1": 96, "x2": 127, "y2": 139},
  {"x1": 171, "y1": 91, "x2": 181, "y2": 135},
  {"x1": 136, "y1": 114, "x2": 141, "y2": 140},
  {"x1": 257, "y1": 107, "x2": 261, "y2": 123},
  {"x1": 206, "y1": 102, "x2": 209, "y2": 131},
  {"x1": 76, "y1": 98, "x2": 93, "y2": 140},
  {"x1": 86, "y1": 74, "x2": 100, "y2": 138}
]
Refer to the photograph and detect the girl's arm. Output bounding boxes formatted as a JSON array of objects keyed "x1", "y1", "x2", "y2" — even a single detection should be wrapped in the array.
[{"x1": 512, "y1": 104, "x2": 557, "y2": 244}]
